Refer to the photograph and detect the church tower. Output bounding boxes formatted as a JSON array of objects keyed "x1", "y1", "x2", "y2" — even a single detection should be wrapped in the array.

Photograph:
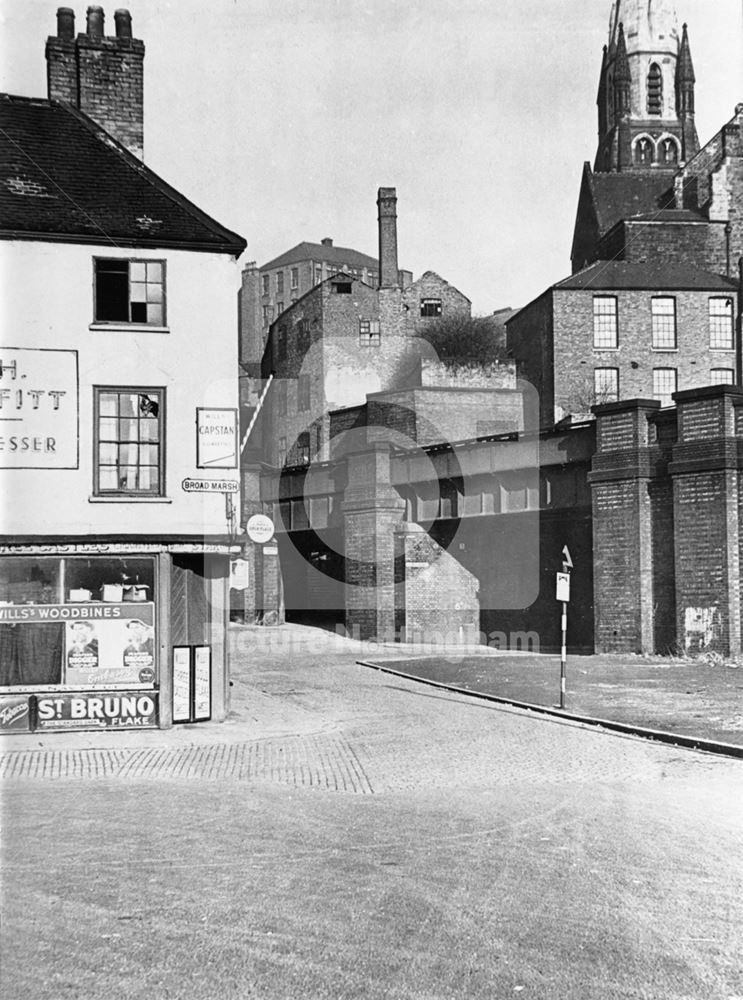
[{"x1": 594, "y1": 0, "x2": 699, "y2": 172}]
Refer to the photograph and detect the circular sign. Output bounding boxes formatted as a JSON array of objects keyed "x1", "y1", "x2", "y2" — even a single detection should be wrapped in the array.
[
  {"x1": 246, "y1": 514, "x2": 275, "y2": 544},
  {"x1": 138, "y1": 667, "x2": 155, "y2": 684}
]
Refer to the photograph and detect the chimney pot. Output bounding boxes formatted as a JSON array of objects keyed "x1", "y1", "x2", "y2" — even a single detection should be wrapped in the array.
[
  {"x1": 321, "y1": 237, "x2": 333, "y2": 247},
  {"x1": 86, "y1": 6, "x2": 104, "y2": 38},
  {"x1": 114, "y1": 9, "x2": 132, "y2": 39},
  {"x1": 56, "y1": 7, "x2": 75, "y2": 40}
]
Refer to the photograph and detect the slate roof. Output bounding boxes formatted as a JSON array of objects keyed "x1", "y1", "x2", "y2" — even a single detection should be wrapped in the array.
[
  {"x1": 0, "y1": 94, "x2": 246, "y2": 255},
  {"x1": 262, "y1": 241, "x2": 378, "y2": 272},
  {"x1": 588, "y1": 170, "x2": 677, "y2": 235},
  {"x1": 555, "y1": 260, "x2": 738, "y2": 291}
]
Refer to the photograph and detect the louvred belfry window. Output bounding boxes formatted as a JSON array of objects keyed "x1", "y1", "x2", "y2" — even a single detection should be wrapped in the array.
[{"x1": 647, "y1": 63, "x2": 662, "y2": 115}]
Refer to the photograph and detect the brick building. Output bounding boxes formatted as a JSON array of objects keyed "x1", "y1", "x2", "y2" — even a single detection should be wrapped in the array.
[
  {"x1": 1, "y1": 8, "x2": 246, "y2": 734},
  {"x1": 510, "y1": 0, "x2": 743, "y2": 428},
  {"x1": 238, "y1": 239, "x2": 408, "y2": 375},
  {"x1": 508, "y1": 261, "x2": 739, "y2": 426},
  {"x1": 238, "y1": 188, "x2": 520, "y2": 626}
]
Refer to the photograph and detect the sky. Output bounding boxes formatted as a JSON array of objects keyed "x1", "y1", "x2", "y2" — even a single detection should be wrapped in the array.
[{"x1": 1, "y1": 0, "x2": 741, "y2": 314}]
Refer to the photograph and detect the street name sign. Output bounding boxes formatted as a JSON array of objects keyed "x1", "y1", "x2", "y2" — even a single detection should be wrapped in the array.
[{"x1": 182, "y1": 478, "x2": 239, "y2": 494}]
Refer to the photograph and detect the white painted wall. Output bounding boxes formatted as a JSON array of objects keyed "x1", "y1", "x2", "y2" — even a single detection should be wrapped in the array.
[{"x1": 1, "y1": 240, "x2": 243, "y2": 537}]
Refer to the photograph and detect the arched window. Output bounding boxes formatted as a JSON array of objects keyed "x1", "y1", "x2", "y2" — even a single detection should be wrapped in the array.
[
  {"x1": 647, "y1": 63, "x2": 662, "y2": 115},
  {"x1": 661, "y1": 137, "x2": 678, "y2": 164},
  {"x1": 634, "y1": 137, "x2": 654, "y2": 165}
]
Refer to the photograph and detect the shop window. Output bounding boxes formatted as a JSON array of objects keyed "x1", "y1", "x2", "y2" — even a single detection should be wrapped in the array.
[
  {"x1": 359, "y1": 320, "x2": 381, "y2": 346},
  {"x1": 652, "y1": 367, "x2": 677, "y2": 406},
  {"x1": 709, "y1": 298, "x2": 734, "y2": 350},
  {"x1": 647, "y1": 63, "x2": 662, "y2": 115},
  {"x1": 593, "y1": 296, "x2": 618, "y2": 348},
  {"x1": 94, "y1": 388, "x2": 164, "y2": 496},
  {"x1": 651, "y1": 297, "x2": 676, "y2": 349},
  {"x1": 420, "y1": 298, "x2": 442, "y2": 317},
  {"x1": 0, "y1": 555, "x2": 156, "y2": 690},
  {"x1": 94, "y1": 258, "x2": 165, "y2": 326}
]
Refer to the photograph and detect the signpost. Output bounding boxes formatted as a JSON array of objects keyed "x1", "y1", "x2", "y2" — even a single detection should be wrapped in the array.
[
  {"x1": 181, "y1": 478, "x2": 238, "y2": 494},
  {"x1": 556, "y1": 545, "x2": 573, "y2": 709}
]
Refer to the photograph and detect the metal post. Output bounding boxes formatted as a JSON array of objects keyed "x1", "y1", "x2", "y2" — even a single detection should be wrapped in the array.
[{"x1": 560, "y1": 601, "x2": 568, "y2": 709}]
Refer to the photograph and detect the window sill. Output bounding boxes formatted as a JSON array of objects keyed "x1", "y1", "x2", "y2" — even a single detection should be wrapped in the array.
[
  {"x1": 89, "y1": 495, "x2": 173, "y2": 503},
  {"x1": 89, "y1": 323, "x2": 170, "y2": 334},
  {"x1": 592, "y1": 347, "x2": 619, "y2": 353},
  {"x1": 651, "y1": 347, "x2": 679, "y2": 352}
]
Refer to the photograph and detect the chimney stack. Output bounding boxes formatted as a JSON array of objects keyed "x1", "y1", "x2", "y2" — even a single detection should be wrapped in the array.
[
  {"x1": 377, "y1": 187, "x2": 399, "y2": 289},
  {"x1": 86, "y1": 5, "x2": 104, "y2": 38},
  {"x1": 56, "y1": 7, "x2": 75, "y2": 40},
  {"x1": 46, "y1": 7, "x2": 145, "y2": 160}
]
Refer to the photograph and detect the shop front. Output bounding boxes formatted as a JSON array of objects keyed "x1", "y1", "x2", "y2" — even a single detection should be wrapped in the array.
[{"x1": 0, "y1": 544, "x2": 232, "y2": 735}]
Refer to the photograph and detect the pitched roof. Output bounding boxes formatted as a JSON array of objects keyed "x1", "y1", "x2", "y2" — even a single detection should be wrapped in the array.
[
  {"x1": 262, "y1": 241, "x2": 378, "y2": 272},
  {"x1": 0, "y1": 94, "x2": 246, "y2": 255},
  {"x1": 588, "y1": 170, "x2": 676, "y2": 235},
  {"x1": 555, "y1": 260, "x2": 738, "y2": 291}
]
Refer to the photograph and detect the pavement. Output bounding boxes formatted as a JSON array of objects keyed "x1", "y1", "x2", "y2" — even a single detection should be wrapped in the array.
[{"x1": 2, "y1": 623, "x2": 741, "y2": 785}]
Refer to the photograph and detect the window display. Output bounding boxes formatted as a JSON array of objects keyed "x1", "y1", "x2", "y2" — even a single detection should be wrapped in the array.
[{"x1": 0, "y1": 556, "x2": 156, "y2": 689}]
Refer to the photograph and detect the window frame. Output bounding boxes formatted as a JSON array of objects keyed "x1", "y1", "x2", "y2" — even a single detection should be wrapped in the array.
[
  {"x1": 709, "y1": 297, "x2": 734, "y2": 351},
  {"x1": 651, "y1": 296, "x2": 677, "y2": 350},
  {"x1": 93, "y1": 257, "x2": 167, "y2": 328},
  {"x1": 93, "y1": 386, "x2": 165, "y2": 498},
  {"x1": 420, "y1": 298, "x2": 443, "y2": 318},
  {"x1": 594, "y1": 367, "x2": 619, "y2": 404},
  {"x1": 652, "y1": 367, "x2": 678, "y2": 407},
  {"x1": 593, "y1": 296, "x2": 618, "y2": 350},
  {"x1": 710, "y1": 368, "x2": 735, "y2": 386},
  {"x1": 290, "y1": 268, "x2": 299, "y2": 290},
  {"x1": 359, "y1": 319, "x2": 381, "y2": 347}
]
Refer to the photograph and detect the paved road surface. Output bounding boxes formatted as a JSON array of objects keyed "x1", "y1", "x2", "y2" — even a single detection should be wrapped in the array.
[{"x1": 1, "y1": 626, "x2": 741, "y2": 999}]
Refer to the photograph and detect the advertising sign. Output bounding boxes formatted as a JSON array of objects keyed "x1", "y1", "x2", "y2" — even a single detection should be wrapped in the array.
[
  {"x1": 246, "y1": 514, "x2": 275, "y2": 544},
  {"x1": 194, "y1": 646, "x2": 211, "y2": 722},
  {"x1": 62, "y1": 603, "x2": 156, "y2": 687},
  {"x1": 172, "y1": 647, "x2": 191, "y2": 723},
  {"x1": 0, "y1": 694, "x2": 33, "y2": 732},
  {"x1": 196, "y1": 407, "x2": 238, "y2": 469},
  {"x1": 36, "y1": 691, "x2": 158, "y2": 731},
  {"x1": 0, "y1": 348, "x2": 79, "y2": 468}
]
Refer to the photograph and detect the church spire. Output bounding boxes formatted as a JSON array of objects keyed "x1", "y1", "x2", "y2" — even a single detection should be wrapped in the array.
[
  {"x1": 677, "y1": 22, "x2": 695, "y2": 112},
  {"x1": 593, "y1": 1, "x2": 699, "y2": 172},
  {"x1": 613, "y1": 23, "x2": 631, "y2": 118}
]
